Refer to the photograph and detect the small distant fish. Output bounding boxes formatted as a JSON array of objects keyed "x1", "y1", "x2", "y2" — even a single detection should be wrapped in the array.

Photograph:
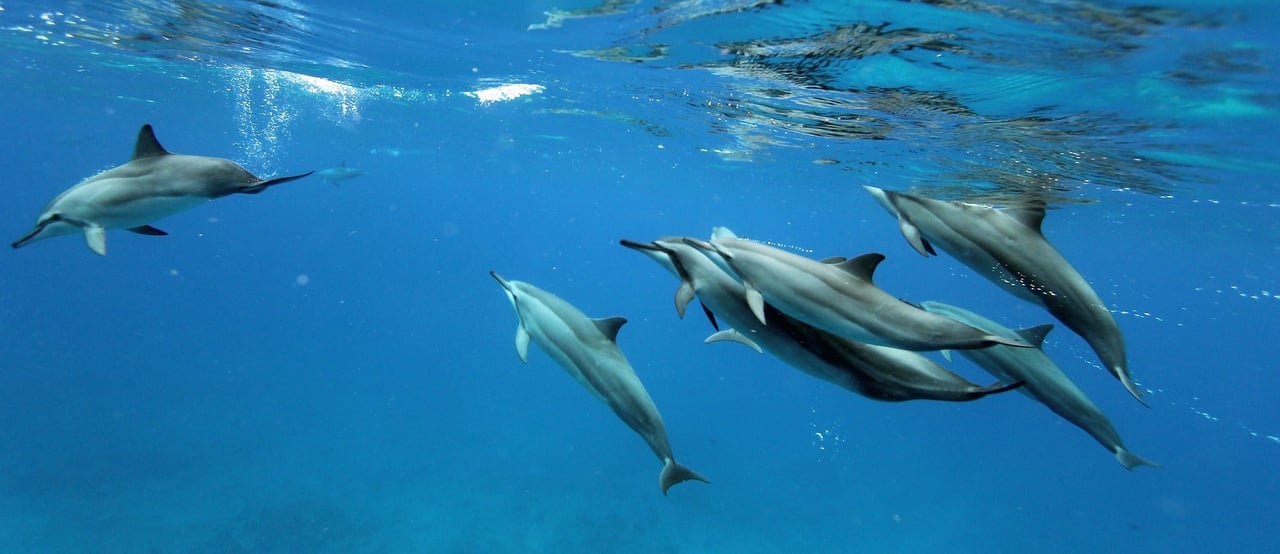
[
  {"x1": 316, "y1": 162, "x2": 365, "y2": 186},
  {"x1": 812, "y1": 158, "x2": 840, "y2": 165}
]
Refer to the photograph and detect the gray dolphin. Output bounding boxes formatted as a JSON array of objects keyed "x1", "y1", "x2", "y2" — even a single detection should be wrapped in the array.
[
  {"x1": 681, "y1": 227, "x2": 1031, "y2": 352},
  {"x1": 622, "y1": 238, "x2": 1021, "y2": 402},
  {"x1": 864, "y1": 186, "x2": 1143, "y2": 405},
  {"x1": 920, "y1": 301, "x2": 1157, "y2": 470},
  {"x1": 490, "y1": 271, "x2": 708, "y2": 495},
  {"x1": 12, "y1": 124, "x2": 313, "y2": 255},
  {"x1": 316, "y1": 161, "x2": 365, "y2": 186}
]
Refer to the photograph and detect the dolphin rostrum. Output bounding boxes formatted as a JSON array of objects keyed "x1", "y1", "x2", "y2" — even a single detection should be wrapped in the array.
[
  {"x1": 622, "y1": 237, "x2": 1021, "y2": 402},
  {"x1": 490, "y1": 271, "x2": 708, "y2": 495},
  {"x1": 920, "y1": 301, "x2": 1157, "y2": 470},
  {"x1": 864, "y1": 186, "x2": 1143, "y2": 405},
  {"x1": 681, "y1": 227, "x2": 1032, "y2": 352},
  {"x1": 12, "y1": 124, "x2": 313, "y2": 255}
]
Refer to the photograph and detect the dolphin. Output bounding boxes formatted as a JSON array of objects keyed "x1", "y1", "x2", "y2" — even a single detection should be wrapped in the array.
[
  {"x1": 920, "y1": 301, "x2": 1157, "y2": 470},
  {"x1": 316, "y1": 161, "x2": 365, "y2": 186},
  {"x1": 681, "y1": 227, "x2": 1031, "y2": 352},
  {"x1": 863, "y1": 186, "x2": 1143, "y2": 405},
  {"x1": 12, "y1": 124, "x2": 313, "y2": 255},
  {"x1": 622, "y1": 238, "x2": 1021, "y2": 402},
  {"x1": 490, "y1": 271, "x2": 708, "y2": 495}
]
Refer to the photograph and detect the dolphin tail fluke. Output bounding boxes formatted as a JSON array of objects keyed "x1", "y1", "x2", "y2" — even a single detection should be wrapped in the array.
[
  {"x1": 659, "y1": 458, "x2": 709, "y2": 496},
  {"x1": 1115, "y1": 447, "x2": 1159, "y2": 471},
  {"x1": 241, "y1": 171, "x2": 315, "y2": 194},
  {"x1": 1118, "y1": 372, "x2": 1149, "y2": 408}
]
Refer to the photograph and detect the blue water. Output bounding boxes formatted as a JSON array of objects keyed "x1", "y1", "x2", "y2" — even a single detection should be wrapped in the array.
[{"x1": 1, "y1": 0, "x2": 1277, "y2": 551}]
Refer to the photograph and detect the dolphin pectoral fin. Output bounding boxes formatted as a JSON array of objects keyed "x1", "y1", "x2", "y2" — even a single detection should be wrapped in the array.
[
  {"x1": 128, "y1": 225, "x2": 168, "y2": 236},
  {"x1": 659, "y1": 458, "x2": 709, "y2": 496},
  {"x1": 744, "y1": 283, "x2": 767, "y2": 325},
  {"x1": 899, "y1": 218, "x2": 936, "y2": 256},
  {"x1": 704, "y1": 329, "x2": 762, "y2": 353},
  {"x1": 84, "y1": 226, "x2": 107, "y2": 256},
  {"x1": 240, "y1": 171, "x2": 315, "y2": 194},
  {"x1": 1115, "y1": 447, "x2": 1159, "y2": 471},
  {"x1": 514, "y1": 325, "x2": 531, "y2": 363},
  {"x1": 674, "y1": 281, "x2": 695, "y2": 319}
]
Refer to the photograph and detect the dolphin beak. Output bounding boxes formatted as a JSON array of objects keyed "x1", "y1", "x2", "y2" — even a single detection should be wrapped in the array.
[
  {"x1": 489, "y1": 270, "x2": 513, "y2": 291},
  {"x1": 11, "y1": 217, "x2": 62, "y2": 249},
  {"x1": 619, "y1": 239, "x2": 661, "y2": 252},
  {"x1": 681, "y1": 237, "x2": 723, "y2": 256},
  {"x1": 11, "y1": 227, "x2": 42, "y2": 249},
  {"x1": 240, "y1": 171, "x2": 316, "y2": 195}
]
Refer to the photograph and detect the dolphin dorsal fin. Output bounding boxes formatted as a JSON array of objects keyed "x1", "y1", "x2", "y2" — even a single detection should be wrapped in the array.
[
  {"x1": 710, "y1": 227, "x2": 739, "y2": 240},
  {"x1": 1006, "y1": 205, "x2": 1047, "y2": 234},
  {"x1": 593, "y1": 317, "x2": 628, "y2": 342},
  {"x1": 1014, "y1": 324, "x2": 1054, "y2": 348},
  {"x1": 132, "y1": 124, "x2": 171, "y2": 160},
  {"x1": 833, "y1": 253, "x2": 886, "y2": 282}
]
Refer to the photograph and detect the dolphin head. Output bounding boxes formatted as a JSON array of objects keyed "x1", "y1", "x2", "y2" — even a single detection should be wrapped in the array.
[
  {"x1": 620, "y1": 238, "x2": 681, "y2": 276},
  {"x1": 862, "y1": 185, "x2": 900, "y2": 217},
  {"x1": 490, "y1": 270, "x2": 521, "y2": 309},
  {"x1": 11, "y1": 210, "x2": 81, "y2": 250}
]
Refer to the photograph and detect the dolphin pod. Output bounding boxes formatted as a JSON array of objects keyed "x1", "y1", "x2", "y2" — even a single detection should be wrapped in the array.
[
  {"x1": 11, "y1": 124, "x2": 1156, "y2": 487},
  {"x1": 864, "y1": 186, "x2": 1143, "y2": 405},
  {"x1": 621, "y1": 237, "x2": 1023, "y2": 402},
  {"x1": 920, "y1": 301, "x2": 1156, "y2": 470},
  {"x1": 490, "y1": 271, "x2": 709, "y2": 495},
  {"x1": 680, "y1": 227, "x2": 1033, "y2": 352},
  {"x1": 12, "y1": 124, "x2": 313, "y2": 255}
]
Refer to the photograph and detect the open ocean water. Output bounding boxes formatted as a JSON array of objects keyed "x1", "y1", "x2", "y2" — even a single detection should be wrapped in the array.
[{"x1": 1, "y1": 0, "x2": 1277, "y2": 552}]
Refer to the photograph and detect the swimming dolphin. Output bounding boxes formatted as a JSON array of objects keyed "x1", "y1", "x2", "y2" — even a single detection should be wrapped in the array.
[
  {"x1": 681, "y1": 227, "x2": 1031, "y2": 352},
  {"x1": 863, "y1": 186, "x2": 1143, "y2": 405},
  {"x1": 12, "y1": 124, "x2": 313, "y2": 255},
  {"x1": 490, "y1": 271, "x2": 708, "y2": 495},
  {"x1": 316, "y1": 161, "x2": 364, "y2": 186},
  {"x1": 622, "y1": 237, "x2": 1021, "y2": 402},
  {"x1": 920, "y1": 301, "x2": 1157, "y2": 470}
]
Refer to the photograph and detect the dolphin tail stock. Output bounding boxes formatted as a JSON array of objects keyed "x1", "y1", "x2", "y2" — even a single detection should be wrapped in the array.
[
  {"x1": 1115, "y1": 447, "x2": 1159, "y2": 471},
  {"x1": 240, "y1": 171, "x2": 316, "y2": 194},
  {"x1": 659, "y1": 458, "x2": 709, "y2": 496},
  {"x1": 970, "y1": 380, "x2": 1025, "y2": 399}
]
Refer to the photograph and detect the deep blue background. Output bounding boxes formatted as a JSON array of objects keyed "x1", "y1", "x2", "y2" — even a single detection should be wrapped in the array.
[{"x1": 1, "y1": 0, "x2": 1277, "y2": 552}]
